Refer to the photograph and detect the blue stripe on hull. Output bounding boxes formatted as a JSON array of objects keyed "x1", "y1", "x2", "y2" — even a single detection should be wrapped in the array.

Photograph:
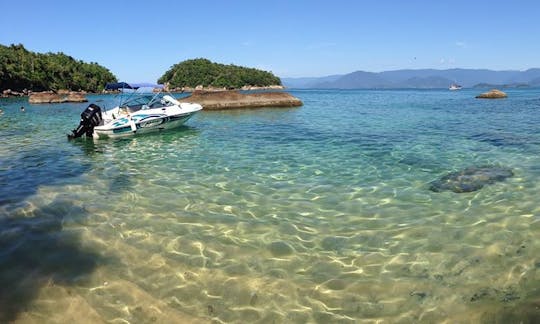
[{"x1": 95, "y1": 113, "x2": 196, "y2": 138}]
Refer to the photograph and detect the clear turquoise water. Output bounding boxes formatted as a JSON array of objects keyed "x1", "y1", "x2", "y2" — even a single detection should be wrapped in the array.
[{"x1": 1, "y1": 89, "x2": 540, "y2": 323}]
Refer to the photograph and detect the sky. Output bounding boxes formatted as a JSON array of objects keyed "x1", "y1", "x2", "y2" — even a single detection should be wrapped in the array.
[{"x1": 1, "y1": 0, "x2": 539, "y2": 82}]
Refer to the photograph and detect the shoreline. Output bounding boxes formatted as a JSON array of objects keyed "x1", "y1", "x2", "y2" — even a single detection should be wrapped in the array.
[{"x1": 1, "y1": 85, "x2": 287, "y2": 99}]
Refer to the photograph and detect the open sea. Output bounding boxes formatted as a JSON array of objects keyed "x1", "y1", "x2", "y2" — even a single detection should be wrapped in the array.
[{"x1": 1, "y1": 88, "x2": 540, "y2": 323}]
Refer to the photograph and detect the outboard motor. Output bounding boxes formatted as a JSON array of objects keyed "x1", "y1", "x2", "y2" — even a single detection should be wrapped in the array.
[{"x1": 67, "y1": 104, "x2": 102, "y2": 140}]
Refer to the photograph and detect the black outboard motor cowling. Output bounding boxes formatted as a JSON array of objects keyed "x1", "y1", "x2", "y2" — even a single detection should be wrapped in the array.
[{"x1": 68, "y1": 104, "x2": 103, "y2": 140}]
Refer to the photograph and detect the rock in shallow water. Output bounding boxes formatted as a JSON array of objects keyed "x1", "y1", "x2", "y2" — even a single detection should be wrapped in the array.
[
  {"x1": 178, "y1": 90, "x2": 303, "y2": 110},
  {"x1": 475, "y1": 89, "x2": 507, "y2": 99},
  {"x1": 28, "y1": 91, "x2": 88, "y2": 103},
  {"x1": 268, "y1": 241, "x2": 295, "y2": 257},
  {"x1": 430, "y1": 166, "x2": 513, "y2": 193}
]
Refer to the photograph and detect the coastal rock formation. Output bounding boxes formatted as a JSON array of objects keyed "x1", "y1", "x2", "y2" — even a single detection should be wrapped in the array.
[
  {"x1": 178, "y1": 90, "x2": 302, "y2": 110},
  {"x1": 429, "y1": 166, "x2": 513, "y2": 193},
  {"x1": 2, "y1": 89, "x2": 29, "y2": 97},
  {"x1": 475, "y1": 89, "x2": 508, "y2": 99},
  {"x1": 29, "y1": 91, "x2": 88, "y2": 104},
  {"x1": 240, "y1": 85, "x2": 285, "y2": 91}
]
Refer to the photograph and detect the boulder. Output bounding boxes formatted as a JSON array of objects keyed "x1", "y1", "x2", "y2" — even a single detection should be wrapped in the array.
[
  {"x1": 1, "y1": 89, "x2": 24, "y2": 97},
  {"x1": 29, "y1": 92, "x2": 64, "y2": 103},
  {"x1": 65, "y1": 92, "x2": 87, "y2": 102},
  {"x1": 429, "y1": 166, "x2": 513, "y2": 193},
  {"x1": 178, "y1": 90, "x2": 303, "y2": 110},
  {"x1": 475, "y1": 89, "x2": 507, "y2": 99},
  {"x1": 29, "y1": 91, "x2": 88, "y2": 104}
]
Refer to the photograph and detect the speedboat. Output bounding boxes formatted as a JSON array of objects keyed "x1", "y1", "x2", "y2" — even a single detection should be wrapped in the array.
[
  {"x1": 68, "y1": 88, "x2": 202, "y2": 140},
  {"x1": 449, "y1": 83, "x2": 462, "y2": 91}
]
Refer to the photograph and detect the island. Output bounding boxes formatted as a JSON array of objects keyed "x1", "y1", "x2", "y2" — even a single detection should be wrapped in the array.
[
  {"x1": 178, "y1": 90, "x2": 302, "y2": 110},
  {"x1": 1, "y1": 45, "x2": 302, "y2": 107},
  {"x1": 160, "y1": 58, "x2": 301, "y2": 109},
  {"x1": 0, "y1": 43, "x2": 117, "y2": 102},
  {"x1": 158, "y1": 58, "x2": 282, "y2": 91}
]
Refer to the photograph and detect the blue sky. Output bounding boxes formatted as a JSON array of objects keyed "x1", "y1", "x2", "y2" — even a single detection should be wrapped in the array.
[{"x1": 1, "y1": 0, "x2": 539, "y2": 82}]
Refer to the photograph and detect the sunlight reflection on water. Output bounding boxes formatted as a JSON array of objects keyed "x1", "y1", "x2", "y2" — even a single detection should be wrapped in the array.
[{"x1": 1, "y1": 89, "x2": 540, "y2": 322}]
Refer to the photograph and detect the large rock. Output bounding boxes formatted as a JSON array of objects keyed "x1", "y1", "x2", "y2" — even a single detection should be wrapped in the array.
[
  {"x1": 430, "y1": 166, "x2": 513, "y2": 193},
  {"x1": 178, "y1": 90, "x2": 302, "y2": 110},
  {"x1": 29, "y1": 91, "x2": 87, "y2": 104},
  {"x1": 1, "y1": 89, "x2": 25, "y2": 97},
  {"x1": 475, "y1": 89, "x2": 507, "y2": 99},
  {"x1": 65, "y1": 92, "x2": 87, "y2": 102}
]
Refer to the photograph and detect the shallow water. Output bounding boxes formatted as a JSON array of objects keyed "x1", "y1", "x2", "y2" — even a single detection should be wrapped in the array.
[{"x1": 1, "y1": 89, "x2": 540, "y2": 323}]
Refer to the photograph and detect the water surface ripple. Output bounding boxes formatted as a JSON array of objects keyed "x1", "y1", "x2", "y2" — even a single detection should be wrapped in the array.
[{"x1": 1, "y1": 89, "x2": 540, "y2": 322}]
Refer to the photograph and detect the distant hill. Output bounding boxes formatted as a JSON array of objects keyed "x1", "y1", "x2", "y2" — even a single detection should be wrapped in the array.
[
  {"x1": 472, "y1": 83, "x2": 530, "y2": 89},
  {"x1": 282, "y1": 68, "x2": 540, "y2": 89},
  {"x1": 0, "y1": 43, "x2": 117, "y2": 92},
  {"x1": 317, "y1": 71, "x2": 387, "y2": 89},
  {"x1": 530, "y1": 76, "x2": 540, "y2": 86},
  {"x1": 281, "y1": 75, "x2": 342, "y2": 88},
  {"x1": 158, "y1": 58, "x2": 281, "y2": 89}
]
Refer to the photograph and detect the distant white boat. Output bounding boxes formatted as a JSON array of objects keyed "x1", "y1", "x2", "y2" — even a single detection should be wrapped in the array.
[{"x1": 449, "y1": 83, "x2": 463, "y2": 91}]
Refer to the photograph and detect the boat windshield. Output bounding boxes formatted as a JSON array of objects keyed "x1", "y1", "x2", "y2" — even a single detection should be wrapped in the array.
[
  {"x1": 119, "y1": 94, "x2": 175, "y2": 111},
  {"x1": 122, "y1": 95, "x2": 154, "y2": 107}
]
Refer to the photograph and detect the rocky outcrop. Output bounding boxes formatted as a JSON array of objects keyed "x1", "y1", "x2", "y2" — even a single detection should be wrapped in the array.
[
  {"x1": 64, "y1": 92, "x2": 87, "y2": 102},
  {"x1": 429, "y1": 166, "x2": 513, "y2": 193},
  {"x1": 178, "y1": 90, "x2": 302, "y2": 110},
  {"x1": 475, "y1": 89, "x2": 507, "y2": 99},
  {"x1": 240, "y1": 85, "x2": 285, "y2": 91},
  {"x1": 28, "y1": 91, "x2": 88, "y2": 104},
  {"x1": 2, "y1": 89, "x2": 29, "y2": 97}
]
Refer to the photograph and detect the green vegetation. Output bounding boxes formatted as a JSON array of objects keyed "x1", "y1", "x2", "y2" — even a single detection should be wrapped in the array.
[
  {"x1": 158, "y1": 58, "x2": 281, "y2": 89},
  {"x1": 0, "y1": 43, "x2": 117, "y2": 92}
]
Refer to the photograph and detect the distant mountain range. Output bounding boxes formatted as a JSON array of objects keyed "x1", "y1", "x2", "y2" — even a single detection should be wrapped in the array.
[{"x1": 282, "y1": 68, "x2": 540, "y2": 89}]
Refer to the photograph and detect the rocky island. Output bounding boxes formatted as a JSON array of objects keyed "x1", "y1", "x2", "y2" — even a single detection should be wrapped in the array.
[
  {"x1": 158, "y1": 58, "x2": 282, "y2": 91},
  {"x1": 161, "y1": 58, "x2": 301, "y2": 109},
  {"x1": 178, "y1": 90, "x2": 302, "y2": 110}
]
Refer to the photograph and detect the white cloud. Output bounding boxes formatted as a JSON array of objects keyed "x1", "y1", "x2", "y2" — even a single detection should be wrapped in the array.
[{"x1": 455, "y1": 41, "x2": 467, "y2": 48}]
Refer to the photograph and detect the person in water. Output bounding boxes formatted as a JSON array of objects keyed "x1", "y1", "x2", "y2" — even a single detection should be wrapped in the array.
[{"x1": 20, "y1": 106, "x2": 25, "y2": 112}]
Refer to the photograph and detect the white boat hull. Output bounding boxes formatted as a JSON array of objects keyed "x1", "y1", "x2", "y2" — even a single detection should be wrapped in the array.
[
  {"x1": 68, "y1": 92, "x2": 202, "y2": 140},
  {"x1": 93, "y1": 102, "x2": 202, "y2": 139}
]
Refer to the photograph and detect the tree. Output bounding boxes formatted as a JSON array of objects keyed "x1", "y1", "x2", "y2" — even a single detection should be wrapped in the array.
[
  {"x1": 0, "y1": 43, "x2": 117, "y2": 92},
  {"x1": 158, "y1": 58, "x2": 282, "y2": 89}
]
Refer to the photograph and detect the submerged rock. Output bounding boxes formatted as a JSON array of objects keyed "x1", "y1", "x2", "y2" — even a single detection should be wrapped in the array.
[
  {"x1": 268, "y1": 241, "x2": 295, "y2": 257},
  {"x1": 430, "y1": 166, "x2": 513, "y2": 193},
  {"x1": 320, "y1": 236, "x2": 348, "y2": 251},
  {"x1": 475, "y1": 89, "x2": 507, "y2": 99}
]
